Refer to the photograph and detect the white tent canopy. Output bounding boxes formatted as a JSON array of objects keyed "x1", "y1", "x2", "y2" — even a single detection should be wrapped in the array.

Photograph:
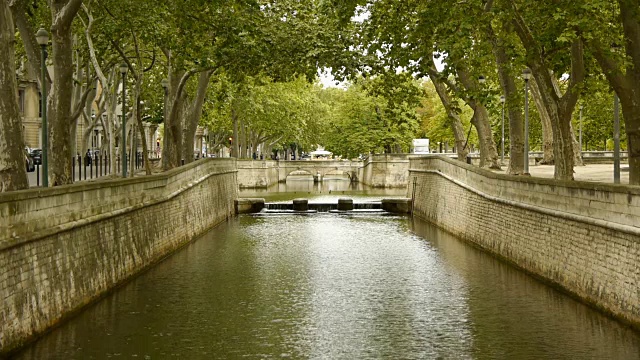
[
  {"x1": 309, "y1": 146, "x2": 332, "y2": 159},
  {"x1": 310, "y1": 150, "x2": 332, "y2": 156}
]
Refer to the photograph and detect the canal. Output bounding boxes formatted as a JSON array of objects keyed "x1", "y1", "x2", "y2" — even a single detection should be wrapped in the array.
[{"x1": 14, "y1": 182, "x2": 640, "y2": 359}]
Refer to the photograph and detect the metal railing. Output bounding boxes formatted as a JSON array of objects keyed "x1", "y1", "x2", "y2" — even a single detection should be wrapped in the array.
[{"x1": 32, "y1": 152, "x2": 148, "y2": 187}]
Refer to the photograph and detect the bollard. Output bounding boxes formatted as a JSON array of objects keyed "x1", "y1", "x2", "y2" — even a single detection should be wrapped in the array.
[
  {"x1": 337, "y1": 198, "x2": 354, "y2": 211},
  {"x1": 293, "y1": 198, "x2": 309, "y2": 211}
]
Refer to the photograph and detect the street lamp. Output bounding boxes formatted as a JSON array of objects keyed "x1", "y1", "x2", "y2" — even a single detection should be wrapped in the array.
[
  {"x1": 614, "y1": 94, "x2": 621, "y2": 184},
  {"x1": 120, "y1": 63, "x2": 128, "y2": 177},
  {"x1": 36, "y1": 27, "x2": 49, "y2": 187},
  {"x1": 161, "y1": 78, "x2": 168, "y2": 120},
  {"x1": 579, "y1": 105, "x2": 583, "y2": 156},
  {"x1": 522, "y1": 68, "x2": 532, "y2": 175},
  {"x1": 500, "y1": 95, "x2": 506, "y2": 164}
]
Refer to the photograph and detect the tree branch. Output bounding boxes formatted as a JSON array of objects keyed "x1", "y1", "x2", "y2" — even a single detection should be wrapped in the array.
[
  {"x1": 587, "y1": 37, "x2": 631, "y2": 97},
  {"x1": 483, "y1": 0, "x2": 494, "y2": 12},
  {"x1": 82, "y1": 4, "x2": 108, "y2": 88},
  {"x1": 110, "y1": 39, "x2": 137, "y2": 80},
  {"x1": 54, "y1": 0, "x2": 83, "y2": 27},
  {"x1": 70, "y1": 82, "x2": 96, "y2": 123},
  {"x1": 9, "y1": 0, "x2": 52, "y2": 89},
  {"x1": 143, "y1": 49, "x2": 156, "y2": 73},
  {"x1": 559, "y1": 38, "x2": 585, "y2": 111}
]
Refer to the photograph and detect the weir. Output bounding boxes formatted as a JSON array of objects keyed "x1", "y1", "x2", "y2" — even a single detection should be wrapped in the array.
[
  {"x1": 236, "y1": 197, "x2": 411, "y2": 214},
  {"x1": 264, "y1": 201, "x2": 383, "y2": 212}
]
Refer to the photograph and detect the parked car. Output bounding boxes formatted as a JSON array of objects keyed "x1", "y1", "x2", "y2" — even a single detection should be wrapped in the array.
[
  {"x1": 30, "y1": 148, "x2": 42, "y2": 165},
  {"x1": 25, "y1": 149, "x2": 35, "y2": 172}
]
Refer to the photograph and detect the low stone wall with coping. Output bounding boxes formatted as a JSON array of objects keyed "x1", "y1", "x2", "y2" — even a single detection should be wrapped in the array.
[
  {"x1": 0, "y1": 158, "x2": 238, "y2": 355},
  {"x1": 359, "y1": 154, "x2": 410, "y2": 188},
  {"x1": 409, "y1": 155, "x2": 640, "y2": 328},
  {"x1": 236, "y1": 160, "x2": 279, "y2": 188}
]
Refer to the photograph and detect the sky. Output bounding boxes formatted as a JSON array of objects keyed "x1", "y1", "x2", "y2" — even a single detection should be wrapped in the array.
[
  {"x1": 317, "y1": 7, "x2": 447, "y2": 88},
  {"x1": 317, "y1": 56, "x2": 446, "y2": 89}
]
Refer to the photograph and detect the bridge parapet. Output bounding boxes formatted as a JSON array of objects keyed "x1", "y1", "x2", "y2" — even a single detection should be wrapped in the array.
[
  {"x1": 237, "y1": 155, "x2": 416, "y2": 188},
  {"x1": 237, "y1": 159, "x2": 363, "y2": 188}
]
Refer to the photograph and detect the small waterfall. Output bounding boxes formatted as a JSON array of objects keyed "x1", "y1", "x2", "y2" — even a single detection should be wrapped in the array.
[
  {"x1": 263, "y1": 201, "x2": 384, "y2": 213},
  {"x1": 265, "y1": 203, "x2": 293, "y2": 210},
  {"x1": 354, "y1": 202, "x2": 382, "y2": 210}
]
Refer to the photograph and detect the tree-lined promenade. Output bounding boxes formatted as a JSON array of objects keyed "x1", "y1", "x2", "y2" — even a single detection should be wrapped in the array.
[{"x1": 2, "y1": 0, "x2": 640, "y2": 192}]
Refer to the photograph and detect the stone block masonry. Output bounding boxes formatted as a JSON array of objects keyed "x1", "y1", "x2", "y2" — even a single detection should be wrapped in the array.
[
  {"x1": 359, "y1": 154, "x2": 411, "y2": 188},
  {"x1": 0, "y1": 159, "x2": 237, "y2": 356},
  {"x1": 409, "y1": 155, "x2": 640, "y2": 328}
]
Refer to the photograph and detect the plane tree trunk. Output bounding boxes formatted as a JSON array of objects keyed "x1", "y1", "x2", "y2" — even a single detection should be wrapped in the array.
[
  {"x1": 456, "y1": 67, "x2": 501, "y2": 169},
  {"x1": 48, "y1": 0, "x2": 83, "y2": 186},
  {"x1": 426, "y1": 57, "x2": 468, "y2": 161},
  {"x1": 0, "y1": 1, "x2": 29, "y2": 191},
  {"x1": 586, "y1": 0, "x2": 640, "y2": 184},
  {"x1": 509, "y1": 1, "x2": 585, "y2": 180}
]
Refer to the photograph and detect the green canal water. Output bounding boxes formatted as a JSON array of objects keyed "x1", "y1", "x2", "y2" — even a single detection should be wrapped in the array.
[{"x1": 14, "y1": 182, "x2": 640, "y2": 359}]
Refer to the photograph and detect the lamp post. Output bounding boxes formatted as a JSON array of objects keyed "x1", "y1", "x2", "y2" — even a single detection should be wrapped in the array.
[
  {"x1": 500, "y1": 95, "x2": 506, "y2": 164},
  {"x1": 478, "y1": 75, "x2": 486, "y2": 160},
  {"x1": 614, "y1": 94, "x2": 621, "y2": 184},
  {"x1": 161, "y1": 79, "x2": 168, "y2": 161},
  {"x1": 579, "y1": 105, "x2": 583, "y2": 156},
  {"x1": 523, "y1": 68, "x2": 532, "y2": 175},
  {"x1": 161, "y1": 78, "x2": 169, "y2": 115},
  {"x1": 36, "y1": 28, "x2": 49, "y2": 187},
  {"x1": 120, "y1": 63, "x2": 128, "y2": 177}
]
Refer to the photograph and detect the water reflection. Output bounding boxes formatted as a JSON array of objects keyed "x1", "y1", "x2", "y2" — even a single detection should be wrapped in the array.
[
  {"x1": 14, "y1": 215, "x2": 640, "y2": 359},
  {"x1": 411, "y1": 219, "x2": 640, "y2": 359},
  {"x1": 239, "y1": 179, "x2": 407, "y2": 203}
]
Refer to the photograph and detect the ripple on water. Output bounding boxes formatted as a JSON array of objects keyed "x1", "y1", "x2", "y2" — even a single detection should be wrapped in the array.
[{"x1": 12, "y1": 214, "x2": 640, "y2": 360}]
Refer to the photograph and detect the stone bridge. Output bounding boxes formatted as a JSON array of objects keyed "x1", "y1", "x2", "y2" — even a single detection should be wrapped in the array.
[
  {"x1": 236, "y1": 159, "x2": 362, "y2": 188},
  {"x1": 237, "y1": 154, "x2": 412, "y2": 188},
  {"x1": 276, "y1": 160, "x2": 361, "y2": 182}
]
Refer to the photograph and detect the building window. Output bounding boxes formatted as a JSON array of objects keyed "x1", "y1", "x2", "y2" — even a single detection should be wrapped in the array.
[
  {"x1": 38, "y1": 92, "x2": 42, "y2": 118},
  {"x1": 18, "y1": 90, "x2": 25, "y2": 114}
]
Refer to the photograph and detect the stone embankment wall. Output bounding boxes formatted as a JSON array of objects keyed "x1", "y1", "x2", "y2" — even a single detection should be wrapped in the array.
[
  {"x1": 409, "y1": 155, "x2": 640, "y2": 327},
  {"x1": 237, "y1": 160, "x2": 279, "y2": 188},
  {"x1": 359, "y1": 154, "x2": 410, "y2": 188},
  {"x1": 0, "y1": 159, "x2": 237, "y2": 355}
]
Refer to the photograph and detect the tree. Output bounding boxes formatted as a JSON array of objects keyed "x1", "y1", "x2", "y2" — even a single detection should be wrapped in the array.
[
  {"x1": 0, "y1": 0, "x2": 29, "y2": 191},
  {"x1": 9, "y1": 0, "x2": 89, "y2": 186},
  {"x1": 504, "y1": 0, "x2": 585, "y2": 180},
  {"x1": 579, "y1": 0, "x2": 640, "y2": 184},
  {"x1": 418, "y1": 79, "x2": 476, "y2": 157},
  {"x1": 46, "y1": 0, "x2": 84, "y2": 185},
  {"x1": 354, "y1": 0, "x2": 502, "y2": 167}
]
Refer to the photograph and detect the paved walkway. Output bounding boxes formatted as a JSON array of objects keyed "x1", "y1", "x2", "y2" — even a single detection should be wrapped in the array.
[{"x1": 493, "y1": 164, "x2": 630, "y2": 184}]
